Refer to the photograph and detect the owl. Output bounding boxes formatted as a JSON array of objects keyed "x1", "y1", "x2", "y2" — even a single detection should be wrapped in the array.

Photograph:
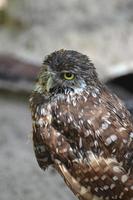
[{"x1": 30, "y1": 50, "x2": 133, "y2": 200}]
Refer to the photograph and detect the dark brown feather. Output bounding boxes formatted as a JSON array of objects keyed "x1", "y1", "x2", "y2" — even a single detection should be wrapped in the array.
[{"x1": 30, "y1": 50, "x2": 133, "y2": 200}]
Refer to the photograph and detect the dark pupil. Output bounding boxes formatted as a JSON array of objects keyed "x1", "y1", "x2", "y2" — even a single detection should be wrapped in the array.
[{"x1": 66, "y1": 73, "x2": 72, "y2": 77}]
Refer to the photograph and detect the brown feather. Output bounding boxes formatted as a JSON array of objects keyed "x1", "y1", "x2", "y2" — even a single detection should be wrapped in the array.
[{"x1": 30, "y1": 50, "x2": 133, "y2": 200}]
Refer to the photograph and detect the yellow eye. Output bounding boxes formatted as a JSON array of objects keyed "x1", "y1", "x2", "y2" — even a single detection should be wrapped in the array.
[{"x1": 63, "y1": 73, "x2": 75, "y2": 80}]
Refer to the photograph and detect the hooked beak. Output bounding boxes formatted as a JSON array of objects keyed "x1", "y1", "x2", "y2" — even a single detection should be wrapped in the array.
[{"x1": 46, "y1": 74, "x2": 54, "y2": 92}]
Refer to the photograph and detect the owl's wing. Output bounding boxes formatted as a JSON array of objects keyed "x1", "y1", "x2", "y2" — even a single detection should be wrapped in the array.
[
  {"x1": 30, "y1": 92, "x2": 77, "y2": 170},
  {"x1": 48, "y1": 90, "x2": 133, "y2": 199},
  {"x1": 30, "y1": 92, "x2": 53, "y2": 170},
  {"x1": 103, "y1": 91, "x2": 133, "y2": 174},
  {"x1": 34, "y1": 120, "x2": 133, "y2": 200},
  {"x1": 51, "y1": 89, "x2": 133, "y2": 174},
  {"x1": 30, "y1": 91, "x2": 133, "y2": 199},
  {"x1": 55, "y1": 154, "x2": 133, "y2": 200},
  {"x1": 32, "y1": 124, "x2": 53, "y2": 170}
]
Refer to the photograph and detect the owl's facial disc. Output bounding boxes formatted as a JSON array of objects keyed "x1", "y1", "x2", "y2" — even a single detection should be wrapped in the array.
[
  {"x1": 35, "y1": 50, "x2": 100, "y2": 94},
  {"x1": 45, "y1": 70, "x2": 87, "y2": 94}
]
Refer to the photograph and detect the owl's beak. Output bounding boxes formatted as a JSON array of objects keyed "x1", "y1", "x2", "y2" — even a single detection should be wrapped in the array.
[{"x1": 46, "y1": 75, "x2": 54, "y2": 92}]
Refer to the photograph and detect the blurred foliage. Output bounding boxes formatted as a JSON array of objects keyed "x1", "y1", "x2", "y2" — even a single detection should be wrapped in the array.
[
  {"x1": 0, "y1": 6, "x2": 26, "y2": 29},
  {"x1": 0, "y1": 9, "x2": 7, "y2": 25}
]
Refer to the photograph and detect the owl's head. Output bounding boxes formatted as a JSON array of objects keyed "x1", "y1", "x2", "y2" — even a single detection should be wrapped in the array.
[{"x1": 35, "y1": 49, "x2": 100, "y2": 94}]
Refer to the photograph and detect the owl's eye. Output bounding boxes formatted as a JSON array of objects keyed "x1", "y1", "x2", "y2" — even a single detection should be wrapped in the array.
[{"x1": 63, "y1": 72, "x2": 75, "y2": 80}]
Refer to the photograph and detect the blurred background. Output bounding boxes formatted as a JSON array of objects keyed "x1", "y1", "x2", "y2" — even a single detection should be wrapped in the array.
[{"x1": 0, "y1": 0, "x2": 133, "y2": 200}]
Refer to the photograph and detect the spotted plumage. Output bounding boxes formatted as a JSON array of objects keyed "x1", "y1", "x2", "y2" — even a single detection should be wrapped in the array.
[{"x1": 30, "y1": 49, "x2": 133, "y2": 200}]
